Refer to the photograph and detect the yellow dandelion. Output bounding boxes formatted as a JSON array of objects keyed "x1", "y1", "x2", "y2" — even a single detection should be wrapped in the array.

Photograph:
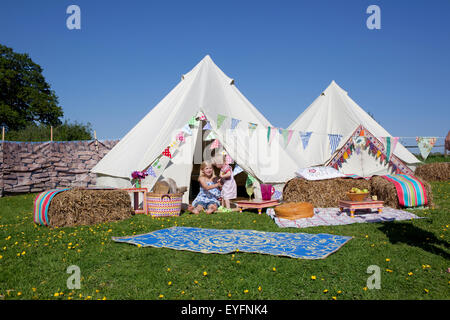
[
  {"x1": 17, "y1": 292, "x2": 22, "y2": 296},
  {"x1": 408, "y1": 272, "x2": 413, "y2": 276},
  {"x1": 385, "y1": 258, "x2": 390, "y2": 262},
  {"x1": 337, "y1": 290, "x2": 342, "y2": 294},
  {"x1": 159, "y1": 294, "x2": 164, "y2": 298},
  {"x1": 181, "y1": 291, "x2": 185, "y2": 295},
  {"x1": 203, "y1": 271, "x2": 208, "y2": 276},
  {"x1": 311, "y1": 275, "x2": 316, "y2": 280},
  {"x1": 167, "y1": 268, "x2": 171, "y2": 272},
  {"x1": 258, "y1": 286, "x2": 262, "y2": 292},
  {"x1": 236, "y1": 260, "x2": 240, "y2": 264},
  {"x1": 54, "y1": 292, "x2": 60, "y2": 297},
  {"x1": 243, "y1": 289, "x2": 249, "y2": 293},
  {"x1": 323, "y1": 289, "x2": 328, "y2": 293},
  {"x1": 363, "y1": 287, "x2": 368, "y2": 291},
  {"x1": 424, "y1": 289, "x2": 429, "y2": 293},
  {"x1": 385, "y1": 269, "x2": 393, "y2": 273},
  {"x1": 194, "y1": 280, "x2": 198, "y2": 284},
  {"x1": 272, "y1": 267, "x2": 276, "y2": 272},
  {"x1": 168, "y1": 281, "x2": 172, "y2": 286},
  {"x1": 228, "y1": 293, "x2": 232, "y2": 298},
  {"x1": 32, "y1": 288, "x2": 37, "y2": 292}
]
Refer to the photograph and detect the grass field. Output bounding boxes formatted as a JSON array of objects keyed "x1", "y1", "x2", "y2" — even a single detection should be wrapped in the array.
[{"x1": 0, "y1": 181, "x2": 449, "y2": 300}]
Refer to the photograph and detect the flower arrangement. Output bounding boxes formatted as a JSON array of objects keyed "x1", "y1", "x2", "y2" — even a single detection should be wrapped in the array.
[{"x1": 131, "y1": 170, "x2": 148, "y2": 188}]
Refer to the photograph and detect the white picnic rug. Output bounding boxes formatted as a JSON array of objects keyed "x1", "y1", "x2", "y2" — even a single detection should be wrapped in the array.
[{"x1": 266, "y1": 207, "x2": 422, "y2": 229}]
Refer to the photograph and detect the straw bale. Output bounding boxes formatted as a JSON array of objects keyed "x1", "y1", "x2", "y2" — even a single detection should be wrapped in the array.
[
  {"x1": 414, "y1": 162, "x2": 450, "y2": 181},
  {"x1": 47, "y1": 188, "x2": 134, "y2": 227},
  {"x1": 282, "y1": 178, "x2": 371, "y2": 207}
]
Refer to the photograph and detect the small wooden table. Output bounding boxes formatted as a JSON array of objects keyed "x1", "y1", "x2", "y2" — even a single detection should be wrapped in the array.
[
  {"x1": 234, "y1": 199, "x2": 280, "y2": 215},
  {"x1": 339, "y1": 199, "x2": 384, "y2": 218},
  {"x1": 122, "y1": 188, "x2": 148, "y2": 214}
]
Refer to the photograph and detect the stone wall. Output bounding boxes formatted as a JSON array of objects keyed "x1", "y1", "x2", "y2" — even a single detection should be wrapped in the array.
[{"x1": 0, "y1": 140, "x2": 119, "y2": 195}]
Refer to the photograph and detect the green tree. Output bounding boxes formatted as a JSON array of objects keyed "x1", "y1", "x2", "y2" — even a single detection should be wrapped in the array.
[
  {"x1": 0, "y1": 43, "x2": 63, "y2": 131},
  {"x1": 5, "y1": 120, "x2": 93, "y2": 142}
]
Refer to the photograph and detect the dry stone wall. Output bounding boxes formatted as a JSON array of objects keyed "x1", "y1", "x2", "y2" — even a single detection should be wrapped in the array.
[{"x1": 0, "y1": 140, "x2": 119, "y2": 195}]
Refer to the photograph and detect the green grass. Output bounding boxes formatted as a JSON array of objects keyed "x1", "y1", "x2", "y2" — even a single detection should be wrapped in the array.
[
  {"x1": 416, "y1": 153, "x2": 449, "y2": 164},
  {"x1": 0, "y1": 182, "x2": 449, "y2": 300}
]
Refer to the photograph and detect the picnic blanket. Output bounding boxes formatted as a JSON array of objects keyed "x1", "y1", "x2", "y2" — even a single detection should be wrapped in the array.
[
  {"x1": 33, "y1": 188, "x2": 71, "y2": 226},
  {"x1": 112, "y1": 226, "x2": 352, "y2": 259},
  {"x1": 266, "y1": 207, "x2": 422, "y2": 229},
  {"x1": 380, "y1": 174, "x2": 428, "y2": 207}
]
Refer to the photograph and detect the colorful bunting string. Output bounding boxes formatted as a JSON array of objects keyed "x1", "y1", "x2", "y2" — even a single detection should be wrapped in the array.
[
  {"x1": 328, "y1": 134, "x2": 343, "y2": 155},
  {"x1": 217, "y1": 114, "x2": 227, "y2": 129},
  {"x1": 299, "y1": 131, "x2": 312, "y2": 150}
]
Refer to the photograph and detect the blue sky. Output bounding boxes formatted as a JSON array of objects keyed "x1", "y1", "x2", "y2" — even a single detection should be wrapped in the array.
[{"x1": 1, "y1": 0, "x2": 449, "y2": 145}]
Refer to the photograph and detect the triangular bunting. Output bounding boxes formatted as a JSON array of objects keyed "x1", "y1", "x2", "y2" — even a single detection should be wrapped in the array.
[
  {"x1": 203, "y1": 122, "x2": 212, "y2": 130},
  {"x1": 188, "y1": 116, "x2": 199, "y2": 127},
  {"x1": 146, "y1": 166, "x2": 156, "y2": 177},
  {"x1": 328, "y1": 134, "x2": 343, "y2": 155},
  {"x1": 204, "y1": 131, "x2": 217, "y2": 141},
  {"x1": 233, "y1": 164, "x2": 244, "y2": 176},
  {"x1": 217, "y1": 114, "x2": 227, "y2": 129},
  {"x1": 182, "y1": 124, "x2": 192, "y2": 136},
  {"x1": 162, "y1": 147, "x2": 172, "y2": 159},
  {"x1": 267, "y1": 127, "x2": 276, "y2": 145},
  {"x1": 248, "y1": 123, "x2": 258, "y2": 137},
  {"x1": 416, "y1": 137, "x2": 437, "y2": 160},
  {"x1": 231, "y1": 118, "x2": 241, "y2": 130},
  {"x1": 299, "y1": 131, "x2": 312, "y2": 150},
  {"x1": 210, "y1": 139, "x2": 220, "y2": 150}
]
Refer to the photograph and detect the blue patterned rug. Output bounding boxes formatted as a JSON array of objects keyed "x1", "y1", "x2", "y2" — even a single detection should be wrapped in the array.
[{"x1": 112, "y1": 227, "x2": 352, "y2": 259}]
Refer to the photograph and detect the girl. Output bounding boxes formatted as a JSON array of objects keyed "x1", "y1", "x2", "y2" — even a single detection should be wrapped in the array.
[
  {"x1": 189, "y1": 161, "x2": 222, "y2": 214},
  {"x1": 213, "y1": 155, "x2": 237, "y2": 210}
]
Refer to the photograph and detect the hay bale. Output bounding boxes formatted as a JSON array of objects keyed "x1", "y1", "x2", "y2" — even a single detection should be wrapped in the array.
[
  {"x1": 370, "y1": 176, "x2": 433, "y2": 209},
  {"x1": 414, "y1": 162, "x2": 450, "y2": 181},
  {"x1": 47, "y1": 188, "x2": 134, "y2": 228},
  {"x1": 282, "y1": 178, "x2": 371, "y2": 207}
]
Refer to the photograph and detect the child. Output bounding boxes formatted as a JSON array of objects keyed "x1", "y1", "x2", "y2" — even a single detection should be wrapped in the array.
[
  {"x1": 213, "y1": 155, "x2": 237, "y2": 210},
  {"x1": 189, "y1": 161, "x2": 222, "y2": 214}
]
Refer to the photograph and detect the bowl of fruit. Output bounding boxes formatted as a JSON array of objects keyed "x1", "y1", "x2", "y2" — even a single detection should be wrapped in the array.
[{"x1": 346, "y1": 187, "x2": 369, "y2": 201}]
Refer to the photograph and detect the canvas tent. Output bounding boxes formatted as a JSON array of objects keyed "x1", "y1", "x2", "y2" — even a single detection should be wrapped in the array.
[
  {"x1": 286, "y1": 80, "x2": 420, "y2": 176},
  {"x1": 91, "y1": 55, "x2": 301, "y2": 203}
]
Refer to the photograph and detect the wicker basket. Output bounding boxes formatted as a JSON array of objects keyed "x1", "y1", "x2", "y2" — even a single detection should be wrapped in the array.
[
  {"x1": 147, "y1": 193, "x2": 182, "y2": 217},
  {"x1": 346, "y1": 192, "x2": 369, "y2": 202}
]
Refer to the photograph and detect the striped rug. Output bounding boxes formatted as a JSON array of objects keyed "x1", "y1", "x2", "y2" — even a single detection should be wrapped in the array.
[{"x1": 381, "y1": 174, "x2": 428, "y2": 207}]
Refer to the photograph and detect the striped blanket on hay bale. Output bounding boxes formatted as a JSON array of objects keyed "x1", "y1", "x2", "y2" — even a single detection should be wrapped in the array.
[
  {"x1": 34, "y1": 188, "x2": 134, "y2": 227},
  {"x1": 283, "y1": 175, "x2": 432, "y2": 209}
]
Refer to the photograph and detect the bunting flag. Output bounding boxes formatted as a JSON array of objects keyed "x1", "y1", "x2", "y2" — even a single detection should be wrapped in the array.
[
  {"x1": 279, "y1": 129, "x2": 294, "y2": 148},
  {"x1": 175, "y1": 132, "x2": 185, "y2": 143},
  {"x1": 233, "y1": 164, "x2": 244, "y2": 176},
  {"x1": 416, "y1": 137, "x2": 437, "y2": 160},
  {"x1": 203, "y1": 122, "x2": 212, "y2": 130},
  {"x1": 204, "y1": 131, "x2": 217, "y2": 141},
  {"x1": 328, "y1": 134, "x2": 343, "y2": 155},
  {"x1": 248, "y1": 123, "x2": 258, "y2": 137},
  {"x1": 182, "y1": 124, "x2": 192, "y2": 136},
  {"x1": 245, "y1": 174, "x2": 256, "y2": 187},
  {"x1": 231, "y1": 118, "x2": 241, "y2": 130},
  {"x1": 146, "y1": 166, "x2": 156, "y2": 177},
  {"x1": 197, "y1": 111, "x2": 207, "y2": 121},
  {"x1": 381, "y1": 136, "x2": 399, "y2": 162},
  {"x1": 299, "y1": 131, "x2": 312, "y2": 150},
  {"x1": 188, "y1": 116, "x2": 199, "y2": 127},
  {"x1": 217, "y1": 114, "x2": 227, "y2": 129},
  {"x1": 225, "y1": 154, "x2": 233, "y2": 164},
  {"x1": 267, "y1": 127, "x2": 276, "y2": 145},
  {"x1": 210, "y1": 139, "x2": 220, "y2": 150},
  {"x1": 162, "y1": 147, "x2": 172, "y2": 158}
]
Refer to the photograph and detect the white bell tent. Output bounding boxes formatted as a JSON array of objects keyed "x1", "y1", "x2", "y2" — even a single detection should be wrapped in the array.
[
  {"x1": 91, "y1": 55, "x2": 301, "y2": 203},
  {"x1": 287, "y1": 80, "x2": 420, "y2": 176}
]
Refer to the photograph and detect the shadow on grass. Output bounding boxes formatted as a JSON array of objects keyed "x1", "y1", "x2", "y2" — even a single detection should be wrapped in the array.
[{"x1": 378, "y1": 222, "x2": 450, "y2": 259}]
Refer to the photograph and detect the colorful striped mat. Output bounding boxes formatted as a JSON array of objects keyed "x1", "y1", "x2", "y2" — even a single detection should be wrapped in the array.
[
  {"x1": 381, "y1": 174, "x2": 428, "y2": 207},
  {"x1": 33, "y1": 188, "x2": 70, "y2": 226}
]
